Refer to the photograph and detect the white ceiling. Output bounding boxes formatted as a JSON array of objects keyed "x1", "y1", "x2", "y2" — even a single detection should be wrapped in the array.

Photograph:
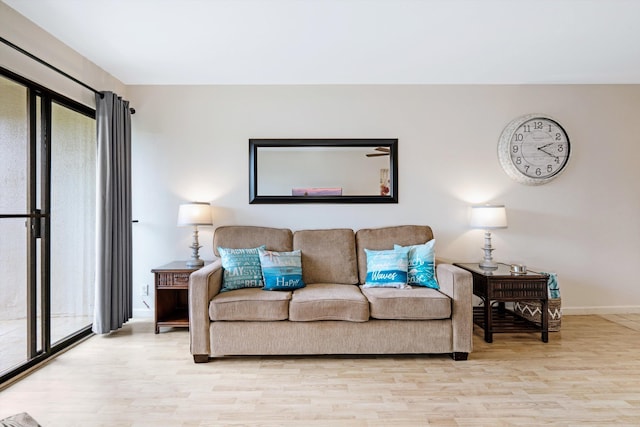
[{"x1": 5, "y1": 0, "x2": 640, "y2": 85}]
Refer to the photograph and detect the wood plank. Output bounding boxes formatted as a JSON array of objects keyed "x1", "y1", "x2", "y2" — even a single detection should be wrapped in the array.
[{"x1": 1, "y1": 315, "x2": 640, "y2": 426}]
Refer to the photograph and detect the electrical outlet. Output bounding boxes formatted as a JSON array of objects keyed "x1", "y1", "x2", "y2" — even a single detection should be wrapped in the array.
[{"x1": 141, "y1": 284, "x2": 149, "y2": 296}]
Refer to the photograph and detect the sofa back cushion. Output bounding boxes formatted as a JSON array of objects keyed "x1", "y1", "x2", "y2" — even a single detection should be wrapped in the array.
[
  {"x1": 213, "y1": 226, "x2": 293, "y2": 257},
  {"x1": 355, "y1": 225, "x2": 434, "y2": 285},
  {"x1": 293, "y1": 228, "x2": 358, "y2": 285}
]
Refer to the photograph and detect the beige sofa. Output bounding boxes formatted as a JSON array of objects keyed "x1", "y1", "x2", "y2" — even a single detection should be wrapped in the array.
[{"x1": 189, "y1": 225, "x2": 473, "y2": 363}]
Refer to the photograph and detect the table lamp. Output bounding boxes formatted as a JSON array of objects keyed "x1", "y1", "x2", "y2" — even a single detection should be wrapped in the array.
[
  {"x1": 469, "y1": 204, "x2": 507, "y2": 270},
  {"x1": 177, "y1": 202, "x2": 213, "y2": 267}
]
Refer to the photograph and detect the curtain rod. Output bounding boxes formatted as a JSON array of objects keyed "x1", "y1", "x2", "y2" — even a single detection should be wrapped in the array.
[{"x1": 1, "y1": 36, "x2": 135, "y2": 114}]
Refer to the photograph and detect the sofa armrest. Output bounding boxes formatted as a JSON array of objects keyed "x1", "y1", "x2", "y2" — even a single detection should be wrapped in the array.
[
  {"x1": 436, "y1": 263, "x2": 473, "y2": 354},
  {"x1": 189, "y1": 259, "x2": 223, "y2": 357}
]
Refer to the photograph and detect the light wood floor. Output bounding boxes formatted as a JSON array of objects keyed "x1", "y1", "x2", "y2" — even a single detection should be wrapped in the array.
[
  {"x1": 1, "y1": 315, "x2": 640, "y2": 426},
  {"x1": 0, "y1": 315, "x2": 92, "y2": 374}
]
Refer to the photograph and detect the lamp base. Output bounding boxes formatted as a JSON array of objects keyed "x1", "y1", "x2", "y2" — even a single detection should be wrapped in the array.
[
  {"x1": 479, "y1": 260, "x2": 498, "y2": 270},
  {"x1": 186, "y1": 225, "x2": 204, "y2": 268},
  {"x1": 186, "y1": 258, "x2": 204, "y2": 268},
  {"x1": 479, "y1": 230, "x2": 499, "y2": 270}
]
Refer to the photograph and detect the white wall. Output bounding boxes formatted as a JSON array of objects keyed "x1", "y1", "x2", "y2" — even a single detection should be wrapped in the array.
[
  {"x1": 4, "y1": 1, "x2": 640, "y2": 317},
  {"x1": 128, "y1": 84, "x2": 640, "y2": 316}
]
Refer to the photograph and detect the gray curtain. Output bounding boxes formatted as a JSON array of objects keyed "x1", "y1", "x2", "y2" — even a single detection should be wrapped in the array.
[{"x1": 93, "y1": 91, "x2": 132, "y2": 334}]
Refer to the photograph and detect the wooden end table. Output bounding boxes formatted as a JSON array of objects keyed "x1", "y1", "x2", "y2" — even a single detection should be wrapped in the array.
[
  {"x1": 151, "y1": 261, "x2": 210, "y2": 334},
  {"x1": 454, "y1": 262, "x2": 549, "y2": 343}
]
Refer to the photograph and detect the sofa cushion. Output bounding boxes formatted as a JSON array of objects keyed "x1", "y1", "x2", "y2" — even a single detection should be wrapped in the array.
[
  {"x1": 213, "y1": 226, "x2": 293, "y2": 257},
  {"x1": 218, "y1": 245, "x2": 265, "y2": 292},
  {"x1": 360, "y1": 286, "x2": 451, "y2": 320},
  {"x1": 356, "y1": 225, "x2": 434, "y2": 285},
  {"x1": 395, "y1": 240, "x2": 439, "y2": 289},
  {"x1": 259, "y1": 249, "x2": 305, "y2": 291},
  {"x1": 289, "y1": 283, "x2": 369, "y2": 322},
  {"x1": 210, "y1": 287, "x2": 291, "y2": 321},
  {"x1": 293, "y1": 228, "x2": 358, "y2": 285},
  {"x1": 363, "y1": 247, "x2": 410, "y2": 289}
]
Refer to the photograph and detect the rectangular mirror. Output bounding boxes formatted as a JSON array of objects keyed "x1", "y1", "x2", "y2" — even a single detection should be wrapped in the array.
[{"x1": 249, "y1": 139, "x2": 398, "y2": 204}]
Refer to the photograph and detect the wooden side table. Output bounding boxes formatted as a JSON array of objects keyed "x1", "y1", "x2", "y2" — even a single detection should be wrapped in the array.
[
  {"x1": 454, "y1": 262, "x2": 549, "y2": 343},
  {"x1": 151, "y1": 261, "x2": 210, "y2": 334}
]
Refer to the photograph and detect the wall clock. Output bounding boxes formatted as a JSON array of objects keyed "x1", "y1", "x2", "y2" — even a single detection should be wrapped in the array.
[{"x1": 498, "y1": 114, "x2": 571, "y2": 185}]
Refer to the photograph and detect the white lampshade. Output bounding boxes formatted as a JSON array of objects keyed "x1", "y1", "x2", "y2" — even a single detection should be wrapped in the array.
[
  {"x1": 469, "y1": 205, "x2": 507, "y2": 229},
  {"x1": 177, "y1": 202, "x2": 213, "y2": 226}
]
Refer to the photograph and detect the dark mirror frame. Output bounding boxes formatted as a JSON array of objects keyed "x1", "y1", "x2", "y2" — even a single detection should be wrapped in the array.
[{"x1": 249, "y1": 138, "x2": 398, "y2": 204}]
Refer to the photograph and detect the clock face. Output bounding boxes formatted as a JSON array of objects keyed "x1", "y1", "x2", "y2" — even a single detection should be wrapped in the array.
[{"x1": 498, "y1": 115, "x2": 571, "y2": 185}]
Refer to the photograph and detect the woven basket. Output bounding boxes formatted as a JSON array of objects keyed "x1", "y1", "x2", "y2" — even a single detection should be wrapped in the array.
[{"x1": 513, "y1": 298, "x2": 562, "y2": 331}]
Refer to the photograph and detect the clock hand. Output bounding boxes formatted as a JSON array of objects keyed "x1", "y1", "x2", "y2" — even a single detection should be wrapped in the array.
[
  {"x1": 538, "y1": 148, "x2": 559, "y2": 161},
  {"x1": 537, "y1": 142, "x2": 554, "y2": 150}
]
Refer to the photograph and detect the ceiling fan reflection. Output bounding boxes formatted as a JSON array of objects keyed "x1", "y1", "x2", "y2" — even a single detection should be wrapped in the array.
[{"x1": 366, "y1": 147, "x2": 390, "y2": 157}]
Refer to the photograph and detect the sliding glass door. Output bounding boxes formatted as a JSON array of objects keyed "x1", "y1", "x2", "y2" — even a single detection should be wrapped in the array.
[
  {"x1": 0, "y1": 76, "x2": 42, "y2": 376},
  {"x1": 50, "y1": 102, "x2": 96, "y2": 344},
  {"x1": 0, "y1": 70, "x2": 95, "y2": 383}
]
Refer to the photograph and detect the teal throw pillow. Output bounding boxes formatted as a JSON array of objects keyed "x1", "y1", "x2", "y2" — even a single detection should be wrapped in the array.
[
  {"x1": 542, "y1": 272, "x2": 560, "y2": 299},
  {"x1": 363, "y1": 247, "x2": 410, "y2": 289},
  {"x1": 395, "y1": 240, "x2": 439, "y2": 289},
  {"x1": 258, "y1": 248, "x2": 305, "y2": 291},
  {"x1": 218, "y1": 245, "x2": 266, "y2": 292}
]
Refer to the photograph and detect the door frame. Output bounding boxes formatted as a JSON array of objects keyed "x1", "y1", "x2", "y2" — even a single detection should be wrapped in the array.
[{"x1": 0, "y1": 67, "x2": 95, "y2": 385}]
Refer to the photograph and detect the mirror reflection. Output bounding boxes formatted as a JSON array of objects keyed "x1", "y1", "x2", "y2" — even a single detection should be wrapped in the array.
[
  {"x1": 258, "y1": 147, "x2": 390, "y2": 196},
  {"x1": 249, "y1": 139, "x2": 398, "y2": 204}
]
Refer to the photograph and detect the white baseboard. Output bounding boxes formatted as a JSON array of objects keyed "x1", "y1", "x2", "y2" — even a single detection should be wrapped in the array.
[{"x1": 562, "y1": 306, "x2": 640, "y2": 315}]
